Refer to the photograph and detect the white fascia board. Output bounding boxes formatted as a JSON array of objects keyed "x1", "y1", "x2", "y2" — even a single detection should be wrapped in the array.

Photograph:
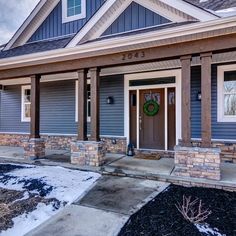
[
  {"x1": 0, "y1": 15, "x2": 236, "y2": 69},
  {"x1": 4, "y1": 0, "x2": 60, "y2": 51},
  {"x1": 158, "y1": 0, "x2": 219, "y2": 21},
  {"x1": 4, "y1": 0, "x2": 47, "y2": 51},
  {"x1": 134, "y1": 0, "x2": 188, "y2": 22}
]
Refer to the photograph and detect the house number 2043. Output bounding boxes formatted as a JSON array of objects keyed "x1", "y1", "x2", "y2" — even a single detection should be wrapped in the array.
[{"x1": 122, "y1": 51, "x2": 145, "y2": 61}]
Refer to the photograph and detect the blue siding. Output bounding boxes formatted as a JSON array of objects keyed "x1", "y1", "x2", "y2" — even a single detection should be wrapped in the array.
[
  {"x1": 28, "y1": 0, "x2": 105, "y2": 42},
  {"x1": 102, "y1": 2, "x2": 170, "y2": 36},
  {"x1": 191, "y1": 65, "x2": 236, "y2": 140},
  {"x1": 0, "y1": 76, "x2": 124, "y2": 136},
  {"x1": 0, "y1": 85, "x2": 30, "y2": 133},
  {"x1": 191, "y1": 66, "x2": 201, "y2": 138},
  {"x1": 100, "y1": 75, "x2": 124, "y2": 136}
]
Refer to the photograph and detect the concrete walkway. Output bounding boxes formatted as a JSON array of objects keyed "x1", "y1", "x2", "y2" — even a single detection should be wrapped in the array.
[{"x1": 26, "y1": 176, "x2": 169, "y2": 236}]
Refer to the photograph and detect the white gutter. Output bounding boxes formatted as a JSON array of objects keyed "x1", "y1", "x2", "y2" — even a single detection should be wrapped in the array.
[{"x1": 1, "y1": 15, "x2": 236, "y2": 70}]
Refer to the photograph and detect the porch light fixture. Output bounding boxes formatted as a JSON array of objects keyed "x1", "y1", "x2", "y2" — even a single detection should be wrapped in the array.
[
  {"x1": 106, "y1": 96, "x2": 114, "y2": 104},
  {"x1": 197, "y1": 91, "x2": 202, "y2": 101}
]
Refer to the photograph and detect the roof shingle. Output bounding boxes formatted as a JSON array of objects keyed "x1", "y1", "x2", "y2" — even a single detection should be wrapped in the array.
[
  {"x1": 185, "y1": 0, "x2": 236, "y2": 11},
  {"x1": 0, "y1": 36, "x2": 73, "y2": 60}
]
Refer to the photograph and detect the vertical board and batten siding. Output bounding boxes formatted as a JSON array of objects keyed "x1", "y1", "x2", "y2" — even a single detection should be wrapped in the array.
[
  {"x1": 0, "y1": 75, "x2": 124, "y2": 136},
  {"x1": 28, "y1": 0, "x2": 105, "y2": 42},
  {"x1": 102, "y1": 2, "x2": 170, "y2": 36},
  {"x1": 191, "y1": 65, "x2": 236, "y2": 140}
]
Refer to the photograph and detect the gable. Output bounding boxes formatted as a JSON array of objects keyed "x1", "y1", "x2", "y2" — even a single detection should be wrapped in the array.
[
  {"x1": 102, "y1": 2, "x2": 170, "y2": 36},
  {"x1": 68, "y1": 0, "x2": 218, "y2": 47},
  {"x1": 4, "y1": 0, "x2": 219, "y2": 51},
  {"x1": 28, "y1": 0, "x2": 105, "y2": 43}
]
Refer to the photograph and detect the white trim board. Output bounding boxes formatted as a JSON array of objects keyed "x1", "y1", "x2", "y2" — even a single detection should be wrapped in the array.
[
  {"x1": 21, "y1": 85, "x2": 31, "y2": 122},
  {"x1": 124, "y1": 69, "x2": 181, "y2": 151},
  {"x1": 217, "y1": 64, "x2": 236, "y2": 122},
  {"x1": 62, "y1": 0, "x2": 86, "y2": 23}
]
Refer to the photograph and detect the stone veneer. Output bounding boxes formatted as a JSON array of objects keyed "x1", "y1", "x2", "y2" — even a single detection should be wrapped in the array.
[
  {"x1": 71, "y1": 141, "x2": 106, "y2": 166},
  {"x1": 0, "y1": 133, "x2": 127, "y2": 154},
  {"x1": 190, "y1": 140, "x2": 236, "y2": 163},
  {"x1": 176, "y1": 139, "x2": 236, "y2": 163},
  {"x1": 174, "y1": 145, "x2": 221, "y2": 181},
  {"x1": 23, "y1": 138, "x2": 45, "y2": 160}
]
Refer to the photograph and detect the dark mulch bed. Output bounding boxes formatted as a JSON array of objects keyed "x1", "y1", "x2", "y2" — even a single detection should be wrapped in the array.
[
  {"x1": 119, "y1": 185, "x2": 236, "y2": 236},
  {"x1": 0, "y1": 164, "x2": 25, "y2": 174}
]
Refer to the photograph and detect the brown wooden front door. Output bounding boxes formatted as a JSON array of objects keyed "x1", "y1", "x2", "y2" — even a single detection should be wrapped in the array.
[{"x1": 139, "y1": 89, "x2": 165, "y2": 149}]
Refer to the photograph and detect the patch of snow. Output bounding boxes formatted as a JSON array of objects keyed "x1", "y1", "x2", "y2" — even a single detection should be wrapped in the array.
[
  {"x1": 0, "y1": 165, "x2": 100, "y2": 203},
  {"x1": 1, "y1": 203, "x2": 55, "y2": 236},
  {"x1": 0, "y1": 164, "x2": 100, "y2": 236},
  {"x1": 216, "y1": 7, "x2": 236, "y2": 17},
  {"x1": 12, "y1": 191, "x2": 29, "y2": 203},
  {"x1": 195, "y1": 223, "x2": 226, "y2": 236}
]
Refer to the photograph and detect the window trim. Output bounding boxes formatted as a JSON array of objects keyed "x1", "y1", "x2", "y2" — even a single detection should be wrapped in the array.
[
  {"x1": 62, "y1": 0, "x2": 86, "y2": 24},
  {"x1": 21, "y1": 85, "x2": 31, "y2": 122},
  {"x1": 217, "y1": 64, "x2": 236, "y2": 122},
  {"x1": 75, "y1": 80, "x2": 91, "y2": 123}
]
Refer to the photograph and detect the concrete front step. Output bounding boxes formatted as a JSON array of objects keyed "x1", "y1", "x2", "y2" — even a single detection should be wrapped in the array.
[{"x1": 102, "y1": 164, "x2": 236, "y2": 192}]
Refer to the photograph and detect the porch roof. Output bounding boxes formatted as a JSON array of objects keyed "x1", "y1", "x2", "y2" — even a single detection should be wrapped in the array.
[
  {"x1": 185, "y1": 0, "x2": 236, "y2": 11},
  {"x1": 1, "y1": 15, "x2": 236, "y2": 80},
  {"x1": 0, "y1": 36, "x2": 73, "y2": 60}
]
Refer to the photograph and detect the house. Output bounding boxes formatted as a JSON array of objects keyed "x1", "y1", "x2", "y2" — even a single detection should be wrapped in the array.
[{"x1": 0, "y1": 0, "x2": 236, "y2": 181}]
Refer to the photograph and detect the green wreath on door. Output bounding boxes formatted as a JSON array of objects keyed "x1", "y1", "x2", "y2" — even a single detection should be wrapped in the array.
[{"x1": 143, "y1": 100, "x2": 160, "y2": 116}]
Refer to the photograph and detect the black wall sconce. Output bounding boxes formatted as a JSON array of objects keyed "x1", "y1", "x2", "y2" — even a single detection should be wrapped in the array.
[
  {"x1": 197, "y1": 91, "x2": 201, "y2": 101},
  {"x1": 106, "y1": 96, "x2": 114, "y2": 104}
]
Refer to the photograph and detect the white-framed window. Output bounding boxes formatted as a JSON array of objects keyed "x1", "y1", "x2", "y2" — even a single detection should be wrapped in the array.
[
  {"x1": 217, "y1": 65, "x2": 236, "y2": 122},
  {"x1": 75, "y1": 80, "x2": 91, "y2": 122},
  {"x1": 21, "y1": 85, "x2": 31, "y2": 122},
  {"x1": 62, "y1": 0, "x2": 86, "y2": 23}
]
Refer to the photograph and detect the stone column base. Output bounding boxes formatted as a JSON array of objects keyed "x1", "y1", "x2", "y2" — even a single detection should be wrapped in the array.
[
  {"x1": 174, "y1": 146, "x2": 221, "y2": 181},
  {"x1": 71, "y1": 141, "x2": 106, "y2": 166},
  {"x1": 23, "y1": 138, "x2": 45, "y2": 160}
]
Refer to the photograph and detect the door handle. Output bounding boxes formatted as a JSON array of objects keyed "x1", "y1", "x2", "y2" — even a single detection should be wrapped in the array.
[{"x1": 139, "y1": 115, "x2": 142, "y2": 131}]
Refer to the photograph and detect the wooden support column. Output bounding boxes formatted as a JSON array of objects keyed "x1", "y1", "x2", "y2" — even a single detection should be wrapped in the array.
[
  {"x1": 180, "y1": 55, "x2": 192, "y2": 147},
  {"x1": 30, "y1": 75, "x2": 41, "y2": 139},
  {"x1": 90, "y1": 67, "x2": 100, "y2": 142},
  {"x1": 201, "y1": 52, "x2": 212, "y2": 148},
  {"x1": 77, "y1": 69, "x2": 88, "y2": 141}
]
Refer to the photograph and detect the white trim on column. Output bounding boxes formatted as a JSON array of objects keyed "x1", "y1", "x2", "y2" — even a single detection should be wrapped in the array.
[
  {"x1": 164, "y1": 87, "x2": 168, "y2": 150},
  {"x1": 124, "y1": 69, "x2": 181, "y2": 151}
]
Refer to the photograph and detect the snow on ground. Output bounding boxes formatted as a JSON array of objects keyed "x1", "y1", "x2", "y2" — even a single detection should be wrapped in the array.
[
  {"x1": 0, "y1": 163, "x2": 101, "y2": 236},
  {"x1": 216, "y1": 7, "x2": 236, "y2": 17},
  {"x1": 195, "y1": 223, "x2": 226, "y2": 236}
]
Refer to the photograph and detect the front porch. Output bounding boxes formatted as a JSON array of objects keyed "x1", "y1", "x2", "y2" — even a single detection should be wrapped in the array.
[
  {"x1": 1, "y1": 25, "x2": 236, "y2": 184},
  {"x1": 0, "y1": 146, "x2": 235, "y2": 191}
]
